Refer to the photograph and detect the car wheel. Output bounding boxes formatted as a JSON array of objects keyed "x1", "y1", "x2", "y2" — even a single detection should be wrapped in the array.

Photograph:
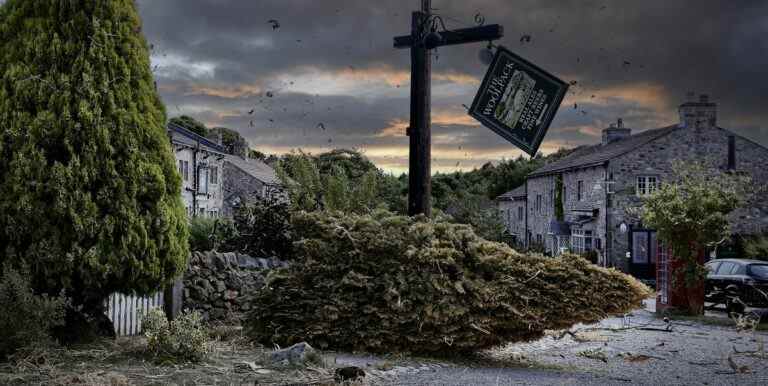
[{"x1": 726, "y1": 298, "x2": 746, "y2": 316}]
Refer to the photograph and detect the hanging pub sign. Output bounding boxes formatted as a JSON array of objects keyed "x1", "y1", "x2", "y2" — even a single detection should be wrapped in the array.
[{"x1": 469, "y1": 45, "x2": 568, "y2": 156}]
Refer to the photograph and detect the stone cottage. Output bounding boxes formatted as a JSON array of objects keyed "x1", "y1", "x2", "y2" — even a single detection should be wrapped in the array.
[
  {"x1": 221, "y1": 155, "x2": 283, "y2": 217},
  {"x1": 168, "y1": 122, "x2": 283, "y2": 218},
  {"x1": 168, "y1": 122, "x2": 226, "y2": 218},
  {"x1": 498, "y1": 94, "x2": 768, "y2": 280}
]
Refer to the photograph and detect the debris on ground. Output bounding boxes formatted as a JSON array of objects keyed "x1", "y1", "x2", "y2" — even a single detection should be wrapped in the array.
[
  {"x1": 334, "y1": 366, "x2": 365, "y2": 383},
  {"x1": 578, "y1": 348, "x2": 608, "y2": 363},
  {"x1": 270, "y1": 342, "x2": 321, "y2": 367}
]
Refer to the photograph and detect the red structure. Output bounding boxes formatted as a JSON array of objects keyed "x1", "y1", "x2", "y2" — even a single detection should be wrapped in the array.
[{"x1": 656, "y1": 245, "x2": 706, "y2": 314}]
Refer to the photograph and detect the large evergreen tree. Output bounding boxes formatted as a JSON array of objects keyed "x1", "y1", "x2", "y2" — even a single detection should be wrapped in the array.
[{"x1": 0, "y1": 0, "x2": 188, "y2": 320}]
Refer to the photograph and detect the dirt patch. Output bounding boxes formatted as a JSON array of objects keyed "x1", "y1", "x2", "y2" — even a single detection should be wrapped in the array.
[{"x1": 0, "y1": 337, "x2": 340, "y2": 386}]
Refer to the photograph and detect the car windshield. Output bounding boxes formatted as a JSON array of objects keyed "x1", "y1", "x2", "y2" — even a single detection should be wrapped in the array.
[{"x1": 748, "y1": 264, "x2": 768, "y2": 279}]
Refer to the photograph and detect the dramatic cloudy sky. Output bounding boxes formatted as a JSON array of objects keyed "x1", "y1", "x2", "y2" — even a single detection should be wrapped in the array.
[{"x1": 132, "y1": 0, "x2": 768, "y2": 174}]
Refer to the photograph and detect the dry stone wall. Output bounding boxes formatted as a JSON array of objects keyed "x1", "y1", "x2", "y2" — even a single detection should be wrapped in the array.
[{"x1": 183, "y1": 251, "x2": 287, "y2": 321}]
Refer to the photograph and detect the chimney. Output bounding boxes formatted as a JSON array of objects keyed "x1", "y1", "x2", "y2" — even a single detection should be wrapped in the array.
[
  {"x1": 602, "y1": 118, "x2": 632, "y2": 145},
  {"x1": 679, "y1": 93, "x2": 717, "y2": 129}
]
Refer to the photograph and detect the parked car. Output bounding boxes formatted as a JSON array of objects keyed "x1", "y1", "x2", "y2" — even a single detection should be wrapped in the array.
[{"x1": 705, "y1": 258, "x2": 768, "y2": 314}]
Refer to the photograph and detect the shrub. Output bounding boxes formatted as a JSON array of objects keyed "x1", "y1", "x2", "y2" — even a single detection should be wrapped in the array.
[
  {"x1": 223, "y1": 197, "x2": 294, "y2": 259},
  {"x1": 141, "y1": 309, "x2": 210, "y2": 362},
  {"x1": 743, "y1": 234, "x2": 768, "y2": 261},
  {"x1": 188, "y1": 217, "x2": 237, "y2": 252},
  {"x1": 0, "y1": 265, "x2": 67, "y2": 360},
  {"x1": 246, "y1": 211, "x2": 651, "y2": 354}
]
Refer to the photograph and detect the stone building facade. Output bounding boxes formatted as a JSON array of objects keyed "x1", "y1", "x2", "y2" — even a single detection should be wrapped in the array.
[
  {"x1": 496, "y1": 186, "x2": 527, "y2": 247},
  {"x1": 168, "y1": 122, "x2": 226, "y2": 218},
  {"x1": 498, "y1": 95, "x2": 768, "y2": 280},
  {"x1": 222, "y1": 155, "x2": 283, "y2": 217}
]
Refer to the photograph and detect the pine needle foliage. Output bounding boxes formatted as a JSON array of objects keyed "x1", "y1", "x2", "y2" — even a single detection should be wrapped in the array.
[
  {"x1": 0, "y1": 0, "x2": 188, "y2": 307},
  {"x1": 246, "y1": 210, "x2": 651, "y2": 354}
]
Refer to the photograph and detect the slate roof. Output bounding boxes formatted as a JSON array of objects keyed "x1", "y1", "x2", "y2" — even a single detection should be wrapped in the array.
[
  {"x1": 528, "y1": 125, "x2": 680, "y2": 177},
  {"x1": 225, "y1": 155, "x2": 281, "y2": 185},
  {"x1": 167, "y1": 122, "x2": 228, "y2": 153},
  {"x1": 496, "y1": 185, "x2": 527, "y2": 201}
]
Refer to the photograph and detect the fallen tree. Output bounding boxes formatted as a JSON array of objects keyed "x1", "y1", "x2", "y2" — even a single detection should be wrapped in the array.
[{"x1": 246, "y1": 211, "x2": 651, "y2": 354}]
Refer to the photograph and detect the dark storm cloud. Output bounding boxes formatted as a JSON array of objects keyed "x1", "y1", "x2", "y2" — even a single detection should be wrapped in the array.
[{"x1": 135, "y1": 0, "x2": 768, "y2": 172}]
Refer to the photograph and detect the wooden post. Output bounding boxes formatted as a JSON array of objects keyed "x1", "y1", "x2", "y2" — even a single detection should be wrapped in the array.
[
  {"x1": 408, "y1": 0, "x2": 431, "y2": 216},
  {"x1": 394, "y1": 1, "x2": 503, "y2": 217}
]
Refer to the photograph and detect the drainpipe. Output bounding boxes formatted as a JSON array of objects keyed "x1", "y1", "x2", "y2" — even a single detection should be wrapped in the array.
[
  {"x1": 604, "y1": 161, "x2": 610, "y2": 268},
  {"x1": 524, "y1": 179, "x2": 529, "y2": 248},
  {"x1": 192, "y1": 140, "x2": 199, "y2": 217}
]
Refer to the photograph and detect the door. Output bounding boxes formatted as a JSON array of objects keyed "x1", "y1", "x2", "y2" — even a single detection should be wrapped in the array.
[{"x1": 629, "y1": 229, "x2": 657, "y2": 280}]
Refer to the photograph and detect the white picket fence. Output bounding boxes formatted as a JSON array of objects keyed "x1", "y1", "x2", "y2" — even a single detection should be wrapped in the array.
[{"x1": 106, "y1": 291, "x2": 164, "y2": 336}]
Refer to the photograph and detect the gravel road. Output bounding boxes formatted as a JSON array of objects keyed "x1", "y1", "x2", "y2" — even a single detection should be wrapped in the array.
[{"x1": 333, "y1": 300, "x2": 768, "y2": 385}]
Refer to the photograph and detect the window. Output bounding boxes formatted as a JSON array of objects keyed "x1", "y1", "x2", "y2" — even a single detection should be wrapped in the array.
[
  {"x1": 716, "y1": 262, "x2": 736, "y2": 275},
  {"x1": 606, "y1": 172, "x2": 615, "y2": 194},
  {"x1": 577, "y1": 180, "x2": 584, "y2": 201},
  {"x1": 632, "y1": 231, "x2": 649, "y2": 264},
  {"x1": 705, "y1": 261, "x2": 720, "y2": 274},
  {"x1": 536, "y1": 194, "x2": 542, "y2": 213},
  {"x1": 210, "y1": 166, "x2": 218, "y2": 184},
  {"x1": 198, "y1": 168, "x2": 208, "y2": 194},
  {"x1": 518, "y1": 206, "x2": 523, "y2": 221},
  {"x1": 178, "y1": 160, "x2": 189, "y2": 181},
  {"x1": 572, "y1": 229, "x2": 594, "y2": 254},
  {"x1": 636, "y1": 176, "x2": 659, "y2": 196}
]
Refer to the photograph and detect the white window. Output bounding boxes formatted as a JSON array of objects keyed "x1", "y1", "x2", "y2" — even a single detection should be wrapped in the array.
[
  {"x1": 179, "y1": 160, "x2": 189, "y2": 181},
  {"x1": 198, "y1": 168, "x2": 209, "y2": 194},
  {"x1": 636, "y1": 176, "x2": 659, "y2": 196},
  {"x1": 210, "y1": 166, "x2": 218, "y2": 185},
  {"x1": 571, "y1": 229, "x2": 594, "y2": 255}
]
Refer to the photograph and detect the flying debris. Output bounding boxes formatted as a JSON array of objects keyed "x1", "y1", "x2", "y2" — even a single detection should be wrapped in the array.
[
  {"x1": 581, "y1": 110, "x2": 588, "y2": 115},
  {"x1": 456, "y1": 161, "x2": 461, "y2": 167},
  {"x1": 569, "y1": 80, "x2": 578, "y2": 86},
  {"x1": 269, "y1": 118, "x2": 274, "y2": 122},
  {"x1": 296, "y1": 39, "x2": 302, "y2": 43},
  {"x1": 600, "y1": 5, "x2": 607, "y2": 10},
  {"x1": 249, "y1": 120, "x2": 254, "y2": 127},
  {"x1": 265, "y1": 91, "x2": 275, "y2": 98},
  {"x1": 317, "y1": 123, "x2": 326, "y2": 130},
  {"x1": 248, "y1": 109, "x2": 255, "y2": 115},
  {"x1": 474, "y1": 13, "x2": 485, "y2": 26},
  {"x1": 622, "y1": 60, "x2": 632, "y2": 67},
  {"x1": 328, "y1": 138, "x2": 333, "y2": 143},
  {"x1": 519, "y1": 34, "x2": 532, "y2": 43},
  {"x1": 591, "y1": 95, "x2": 596, "y2": 98},
  {"x1": 267, "y1": 19, "x2": 280, "y2": 30}
]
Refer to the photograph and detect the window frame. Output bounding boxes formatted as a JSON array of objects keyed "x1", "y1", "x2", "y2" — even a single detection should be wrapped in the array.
[
  {"x1": 636, "y1": 175, "x2": 659, "y2": 196},
  {"x1": 210, "y1": 166, "x2": 218, "y2": 185},
  {"x1": 577, "y1": 180, "x2": 584, "y2": 201}
]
